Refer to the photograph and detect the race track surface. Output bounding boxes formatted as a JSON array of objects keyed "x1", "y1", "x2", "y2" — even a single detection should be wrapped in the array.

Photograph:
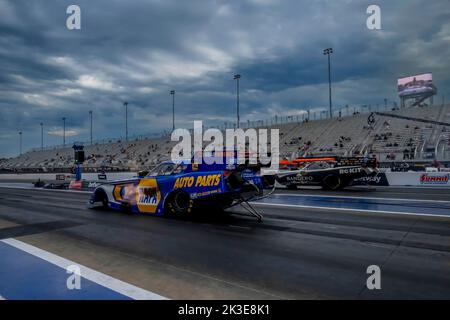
[{"x1": 0, "y1": 186, "x2": 449, "y2": 299}]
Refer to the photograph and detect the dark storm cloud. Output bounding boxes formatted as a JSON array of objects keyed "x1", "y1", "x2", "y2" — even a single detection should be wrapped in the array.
[{"x1": 0, "y1": 0, "x2": 449, "y2": 156}]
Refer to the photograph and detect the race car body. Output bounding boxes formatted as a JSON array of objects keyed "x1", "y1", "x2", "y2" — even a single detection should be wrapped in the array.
[
  {"x1": 89, "y1": 156, "x2": 274, "y2": 217},
  {"x1": 275, "y1": 160, "x2": 376, "y2": 190}
]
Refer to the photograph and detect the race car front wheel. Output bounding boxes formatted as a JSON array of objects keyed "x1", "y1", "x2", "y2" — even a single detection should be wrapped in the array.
[
  {"x1": 322, "y1": 174, "x2": 342, "y2": 190},
  {"x1": 93, "y1": 189, "x2": 109, "y2": 209},
  {"x1": 166, "y1": 190, "x2": 193, "y2": 216}
]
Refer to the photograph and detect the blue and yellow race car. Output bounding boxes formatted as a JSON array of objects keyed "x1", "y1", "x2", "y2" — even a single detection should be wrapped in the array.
[{"x1": 88, "y1": 155, "x2": 274, "y2": 220}]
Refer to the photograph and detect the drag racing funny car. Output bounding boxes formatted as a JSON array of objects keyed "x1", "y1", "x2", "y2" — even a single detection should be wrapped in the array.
[
  {"x1": 88, "y1": 155, "x2": 275, "y2": 221},
  {"x1": 275, "y1": 157, "x2": 378, "y2": 190}
]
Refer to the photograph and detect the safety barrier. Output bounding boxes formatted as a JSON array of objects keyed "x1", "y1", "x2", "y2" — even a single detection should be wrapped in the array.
[
  {"x1": 1, "y1": 171, "x2": 449, "y2": 187},
  {"x1": 354, "y1": 171, "x2": 450, "y2": 187},
  {"x1": 384, "y1": 172, "x2": 450, "y2": 187},
  {"x1": 0, "y1": 172, "x2": 136, "y2": 182}
]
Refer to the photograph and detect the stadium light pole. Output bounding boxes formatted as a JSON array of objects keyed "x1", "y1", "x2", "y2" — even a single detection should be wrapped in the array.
[
  {"x1": 124, "y1": 102, "x2": 128, "y2": 141},
  {"x1": 40, "y1": 122, "x2": 43, "y2": 150},
  {"x1": 19, "y1": 131, "x2": 22, "y2": 156},
  {"x1": 89, "y1": 110, "x2": 93, "y2": 145},
  {"x1": 323, "y1": 48, "x2": 333, "y2": 118},
  {"x1": 62, "y1": 117, "x2": 66, "y2": 146},
  {"x1": 170, "y1": 90, "x2": 175, "y2": 131},
  {"x1": 233, "y1": 74, "x2": 241, "y2": 128}
]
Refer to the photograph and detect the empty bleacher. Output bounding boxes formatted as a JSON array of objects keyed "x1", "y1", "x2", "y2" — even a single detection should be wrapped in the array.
[{"x1": 2, "y1": 104, "x2": 449, "y2": 171}]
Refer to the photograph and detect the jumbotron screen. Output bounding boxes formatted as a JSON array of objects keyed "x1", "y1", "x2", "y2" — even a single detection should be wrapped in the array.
[{"x1": 397, "y1": 73, "x2": 433, "y2": 97}]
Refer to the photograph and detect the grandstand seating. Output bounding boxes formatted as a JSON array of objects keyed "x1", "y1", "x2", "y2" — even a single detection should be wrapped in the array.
[{"x1": 2, "y1": 104, "x2": 450, "y2": 171}]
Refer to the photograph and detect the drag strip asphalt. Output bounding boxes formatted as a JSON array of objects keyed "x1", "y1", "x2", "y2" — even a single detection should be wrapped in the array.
[{"x1": 0, "y1": 187, "x2": 449, "y2": 299}]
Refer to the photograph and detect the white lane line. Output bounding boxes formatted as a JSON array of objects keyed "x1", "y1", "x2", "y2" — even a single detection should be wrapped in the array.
[
  {"x1": 1, "y1": 238, "x2": 168, "y2": 300},
  {"x1": 251, "y1": 202, "x2": 450, "y2": 219},
  {"x1": 273, "y1": 193, "x2": 450, "y2": 204},
  {"x1": 1, "y1": 184, "x2": 448, "y2": 201},
  {"x1": 0, "y1": 185, "x2": 91, "y2": 194},
  {"x1": 373, "y1": 185, "x2": 450, "y2": 190}
]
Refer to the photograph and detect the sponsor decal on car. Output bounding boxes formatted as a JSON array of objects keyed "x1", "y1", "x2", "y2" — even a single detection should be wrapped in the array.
[
  {"x1": 136, "y1": 179, "x2": 161, "y2": 213},
  {"x1": 352, "y1": 173, "x2": 389, "y2": 186},
  {"x1": 191, "y1": 189, "x2": 221, "y2": 199},
  {"x1": 241, "y1": 169, "x2": 254, "y2": 179},
  {"x1": 355, "y1": 175, "x2": 381, "y2": 184},
  {"x1": 339, "y1": 167, "x2": 362, "y2": 174},
  {"x1": 173, "y1": 174, "x2": 221, "y2": 189},
  {"x1": 113, "y1": 183, "x2": 136, "y2": 202},
  {"x1": 286, "y1": 175, "x2": 314, "y2": 183},
  {"x1": 174, "y1": 176, "x2": 195, "y2": 188},
  {"x1": 194, "y1": 174, "x2": 222, "y2": 187}
]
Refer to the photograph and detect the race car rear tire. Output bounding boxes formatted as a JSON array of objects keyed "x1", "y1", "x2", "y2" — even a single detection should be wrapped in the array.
[
  {"x1": 322, "y1": 174, "x2": 342, "y2": 190},
  {"x1": 101, "y1": 195, "x2": 109, "y2": 208},
  {"x1": 165, "y1": 190, "x2": 193, "y2": 216},
  {"x1": 286, "y1": 184, "x2": 297, "y2": 190}
]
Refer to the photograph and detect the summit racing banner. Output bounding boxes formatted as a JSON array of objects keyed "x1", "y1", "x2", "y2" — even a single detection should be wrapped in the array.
[{"x1": 419, "y1": 173, "x2": 450, "y2": 185}]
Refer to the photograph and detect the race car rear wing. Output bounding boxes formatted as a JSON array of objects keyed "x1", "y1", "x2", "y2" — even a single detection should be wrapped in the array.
[{"x1": 281, "y1": 156, "x2": 378, "y2": 169}]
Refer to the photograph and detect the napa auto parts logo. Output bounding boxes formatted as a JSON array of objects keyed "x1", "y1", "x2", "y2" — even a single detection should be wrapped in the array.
[{"x1": 420, "y1": 173, "x2": 450, "y2": 185}]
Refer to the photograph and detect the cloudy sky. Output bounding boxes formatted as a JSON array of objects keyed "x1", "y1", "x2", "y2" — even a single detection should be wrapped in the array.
[{"x1": 0, "y1": 0, "x2": 449, "y2": 157}]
